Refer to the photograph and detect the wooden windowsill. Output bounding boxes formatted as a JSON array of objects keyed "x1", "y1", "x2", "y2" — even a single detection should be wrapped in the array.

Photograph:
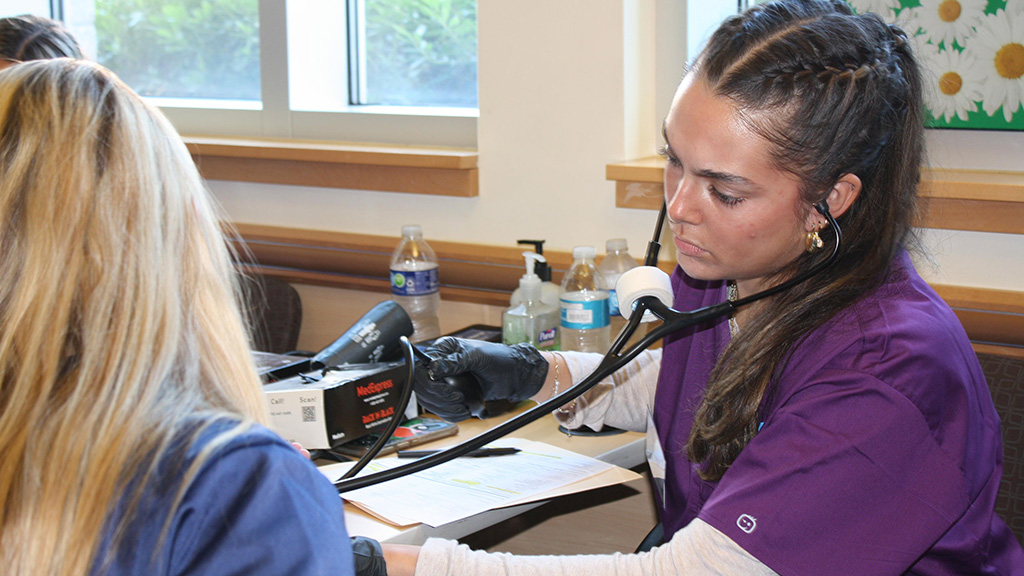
[
  {"x1": 606, "y1": 158, "x2": 1024, "y2": 235},
  {"x1": 185, "y1": 136, "x2": 479, "y2": 197}
]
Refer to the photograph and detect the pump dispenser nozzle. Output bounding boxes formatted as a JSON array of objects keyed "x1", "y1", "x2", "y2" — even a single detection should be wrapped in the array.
[
  {"x1": 516, "y1": 239, "x2": 551, "y2": 282},
  {"x1": 511, "y1": 240, "x2": 560, "y2": 310},
  {"x1": 519, "y1": 251, "x2": 546, "y2": 302},
  {"x1": 521, "y1": 251, "x2": 546, "y2": 277}
]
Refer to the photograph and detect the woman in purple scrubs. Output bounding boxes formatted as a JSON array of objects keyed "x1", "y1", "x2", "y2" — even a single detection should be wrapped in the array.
[{"x1": 368, "y1": 0, "x2": 1024, "y2": 574}]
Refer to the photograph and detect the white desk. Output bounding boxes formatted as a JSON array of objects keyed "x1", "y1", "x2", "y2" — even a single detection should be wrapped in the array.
[{"x1": 333, "y1": 405, "x2": 645, "y2": 545}]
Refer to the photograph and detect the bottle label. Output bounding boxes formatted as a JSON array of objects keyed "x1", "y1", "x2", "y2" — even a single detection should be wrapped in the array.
[
  {"x1": 560, "y1": 299, "x2": 610, "y2": 330},
  {"x1": 608, "y1": 289, "x2": 621, "y2": 317},
  {"x1": 390, "y1": 268, "x2": 439, "y2": 296},
  {"x1": 537, "y1": 327, "x2": 558, "y2": 349}
]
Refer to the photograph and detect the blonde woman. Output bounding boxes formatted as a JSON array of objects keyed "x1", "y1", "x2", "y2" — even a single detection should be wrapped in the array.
[{"x1": 0, "y1": 59, "x2": 354, "y2": 576}]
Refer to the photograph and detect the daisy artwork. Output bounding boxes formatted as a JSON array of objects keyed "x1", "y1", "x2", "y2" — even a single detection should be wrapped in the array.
[{"x1": 848, "y1": 0, "x2": 1024, "y2": 130}]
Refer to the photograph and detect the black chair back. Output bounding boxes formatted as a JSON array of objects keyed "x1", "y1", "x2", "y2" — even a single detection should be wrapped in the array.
[
  {"x1": 239, "y1": 273, "x2": 303, "y2": 354},
  {"x1": 978, "y1": 352, "x2": 1024, "y2": 544}
]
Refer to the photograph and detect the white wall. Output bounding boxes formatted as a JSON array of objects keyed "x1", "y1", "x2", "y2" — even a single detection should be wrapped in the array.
[
  {"x1": 212, "y1": 0, "x2": 665, "y2": 257},
  {"x1": 208, "y1": 0, "x2": 1024, "y2": 344},
  {"x1": 916, "y1": 130, "x2": 1024, "y2": 290}
]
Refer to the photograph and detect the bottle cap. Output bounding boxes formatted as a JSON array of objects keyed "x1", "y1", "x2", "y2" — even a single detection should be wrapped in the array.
[
  {"x1": 572, "y1": 246, "x2": 596, "y2": 260},
  {"x1": 402, "y1": 224, "x2": 422, "y2": 237},
  {"x1": 606, "y1": 238, "x2": 628, "y2": 252}
]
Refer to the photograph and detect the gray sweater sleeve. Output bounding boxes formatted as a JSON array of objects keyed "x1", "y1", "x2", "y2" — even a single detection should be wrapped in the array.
[
  {"x1": 413, "y1": 518, "x2": 778, "y2": 576},
  {"x1": 551, "y1": 349, "x2": 662, "y2": 433}
]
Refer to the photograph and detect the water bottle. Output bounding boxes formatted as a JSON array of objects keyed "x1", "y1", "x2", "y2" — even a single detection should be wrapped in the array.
[
  {"x1": 390, "y1": 225, "x2": 441, "y2": 343},
  {"x1": 559, "y1": 246, "x2": 610, "y2": 352},
  {"x1": 597, "y1": 238, "x2": 645, "y2": 345}
]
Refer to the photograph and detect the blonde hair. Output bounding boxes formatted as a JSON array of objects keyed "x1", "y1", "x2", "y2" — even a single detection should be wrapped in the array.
[{"x1": 0, "y1": 59, "x2": 268, "y2": 575}]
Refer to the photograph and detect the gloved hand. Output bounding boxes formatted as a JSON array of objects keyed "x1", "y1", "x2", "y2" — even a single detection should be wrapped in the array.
[
  {"x1": 414, "y1": 337, "x2": 549, "y2": 422},
  {"x1": 351, "y1": 536, "x2": 386, "y2": 576}
]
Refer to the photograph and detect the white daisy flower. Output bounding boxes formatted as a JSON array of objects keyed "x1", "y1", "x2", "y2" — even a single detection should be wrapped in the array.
[
  {"x1": 847, "y1": 0, "x2": 902, "y2": 21},
  {"x1": 910, "y1": 0, "x2": 987, "y2": 47},
  {"x1": 917, "y1": 42, "x2": 984, "y2": 122},
  {"x1": 972, "y1": 7, "x2": 1024, "y2": 121}
]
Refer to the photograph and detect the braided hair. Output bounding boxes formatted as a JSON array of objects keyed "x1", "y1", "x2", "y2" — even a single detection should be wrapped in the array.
[{"x1": 685, "y1": 0, "x2": 925, "y2": 481}]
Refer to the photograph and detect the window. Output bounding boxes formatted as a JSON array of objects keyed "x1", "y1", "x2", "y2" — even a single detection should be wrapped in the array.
[
  {"x1": 1, "y1": 0, "x2": 51, "y2": 17},
  {"x1": 352, "y1": 0, "x2": 477, "y2": 108},
  {"x1": 686, "y1": 1, "x2": 772, "y2": 59},
  {"x1": 71, "y1": 0, "x2": 261, "y2": 104},
  {"x1": 287, "y1": 1, "x2": 477, "y2": 113},
  {"x1": 686, "y1": 2, "x2": 738, "y2": 60},
  {"x1": 42, "y1": 0, "x2": 478, "y2": 146}
]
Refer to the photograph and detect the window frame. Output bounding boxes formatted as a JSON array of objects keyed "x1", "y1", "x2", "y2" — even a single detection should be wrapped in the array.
[{"x1": 56, "y1": 0, "x2": 478, "y2": 147}]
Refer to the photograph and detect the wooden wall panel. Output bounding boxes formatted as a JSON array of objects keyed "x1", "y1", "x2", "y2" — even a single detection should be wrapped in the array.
[
  {"x1": 231, "y1": 223, "x2": 1024, "y2": 351},
  {"x1": 609, "y1": 162, "x2": 1024, "y2": 234}
]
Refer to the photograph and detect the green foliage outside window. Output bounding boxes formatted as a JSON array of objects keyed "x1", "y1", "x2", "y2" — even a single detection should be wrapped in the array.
[
  {"x1": 94, "y1": 0, "x2": 259, "y2": 100},
  {"x1": 90, "y1": 0, "x2": 476, "y2": 107},
  {"x1": 364, "y1": 0, "x2": 478, "y2": 107}
]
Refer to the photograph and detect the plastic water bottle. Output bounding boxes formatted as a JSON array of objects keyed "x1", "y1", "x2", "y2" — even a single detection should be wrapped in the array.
[
  {"x1": 597, "y1": 238, "x2": 645, "y2": 345},
  {"x1": 390, "y1": 225, "x2": 441, "y2": 343},
  {"x1": 559, "y1": 246, "x2": 610, "y2": 352}
]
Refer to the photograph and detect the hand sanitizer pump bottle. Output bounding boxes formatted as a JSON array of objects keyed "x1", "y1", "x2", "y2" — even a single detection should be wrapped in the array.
[
  {"x1": 510, "y1": 239, "x2": 561, "y2": 310},
  {"x1": 502, "y1": 252, "x2": 560, "y2": 350}
]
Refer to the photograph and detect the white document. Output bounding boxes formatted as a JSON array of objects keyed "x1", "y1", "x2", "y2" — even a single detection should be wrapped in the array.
[{"x1": 322, "y1": 437, "x2": 638, "y2": 528}]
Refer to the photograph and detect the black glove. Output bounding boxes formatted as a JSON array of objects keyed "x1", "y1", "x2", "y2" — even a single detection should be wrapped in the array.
[
  {"x1": 351, "y1": 536, "x2": 386, "y2": 576},
  {"x1": 414, "y1": 337, "x2": 549, "y2": 422}
]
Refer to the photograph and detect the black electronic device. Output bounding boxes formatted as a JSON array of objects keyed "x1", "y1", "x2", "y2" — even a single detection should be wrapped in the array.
[
  {"x1": 331, "y1": 416, "x2": 458, "y2": 458},
  {"x1": 258, "y1": 300, "x2": 414, "y2": 382},
  {"x1": 312, "y1": 300, "x2": 414, "y2": 367}
]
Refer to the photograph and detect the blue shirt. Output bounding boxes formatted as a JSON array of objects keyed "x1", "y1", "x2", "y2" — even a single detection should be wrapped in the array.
[{"x1": 92, "y1": 421, "x2": 354, "y2": 576}]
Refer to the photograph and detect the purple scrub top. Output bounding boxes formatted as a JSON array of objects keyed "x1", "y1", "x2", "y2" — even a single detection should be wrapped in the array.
[{"x1": 652, "y1": 251, "x2": 1024, "y2": 575}]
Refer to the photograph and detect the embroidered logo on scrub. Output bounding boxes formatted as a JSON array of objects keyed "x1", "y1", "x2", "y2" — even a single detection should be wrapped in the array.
[{"x1": 737, "y1": 514, "x2": 757, "y2": 534}]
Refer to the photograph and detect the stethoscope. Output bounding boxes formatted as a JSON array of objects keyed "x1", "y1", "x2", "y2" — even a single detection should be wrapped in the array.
[{"x1": 334, "y1": 199, "x2": 841, "y2": 492}]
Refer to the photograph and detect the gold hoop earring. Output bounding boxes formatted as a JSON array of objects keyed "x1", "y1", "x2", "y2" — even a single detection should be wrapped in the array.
[{"x1": 805, "y1": 225, "x2": 824, "y2": 253}]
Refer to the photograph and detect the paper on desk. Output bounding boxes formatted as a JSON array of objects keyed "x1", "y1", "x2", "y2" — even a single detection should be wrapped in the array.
[{"x1": 320, "y1": 437, "x2": 641, "y2": 528}]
